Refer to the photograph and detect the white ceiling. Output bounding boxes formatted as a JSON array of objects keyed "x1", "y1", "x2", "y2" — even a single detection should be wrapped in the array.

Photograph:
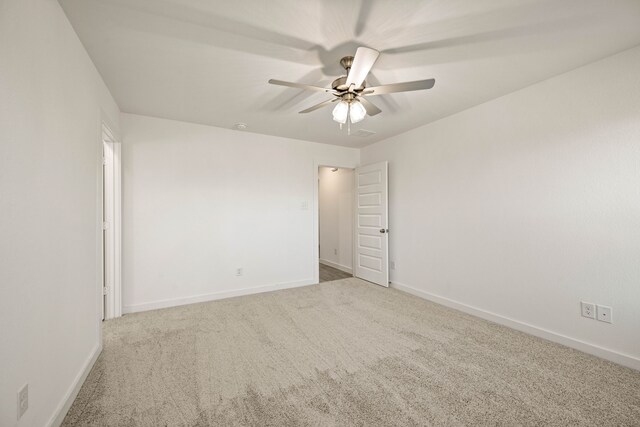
[{"x1": 59, "y1": 0, "x2": 640, "y2": 147}]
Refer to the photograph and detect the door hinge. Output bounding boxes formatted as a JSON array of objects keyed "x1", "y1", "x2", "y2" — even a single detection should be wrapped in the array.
[
  {"x1": 102, "y1": 157, "x2": 107, "y2": 165},
  {"x1": 102, "y1": 221, "x2": 110, "y2": 230},
  {"x1": 103, "y1": 286, "x2": 110, "y2": 295}
]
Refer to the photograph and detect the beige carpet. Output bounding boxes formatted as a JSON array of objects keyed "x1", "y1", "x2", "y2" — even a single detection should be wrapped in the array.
[{"x1": 63, "y1": 278, "x2": 640, "y2": 426}]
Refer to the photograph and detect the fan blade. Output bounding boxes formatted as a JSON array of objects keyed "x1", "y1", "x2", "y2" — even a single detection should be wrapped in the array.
[
  {"x1": 345, "y1": 47, "x2": 380, "y2": 89},
  {"x1": 299, "y1": 98, "x2": 338, "y2": 114},
  {"x1": 358, "y1": 97, "x2": 382, "y2": 116},
  {"x1": 364, "y1": 79, "x2": 435, "y2": 95},
  {"x1": 269, "y1": 79, "x2": 332, "y2": 93}
]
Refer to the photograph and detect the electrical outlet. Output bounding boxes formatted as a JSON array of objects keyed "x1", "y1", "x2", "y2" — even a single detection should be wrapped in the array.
[
  {"x1": 596, "y1": 305, "x2": 612, "y2": 323},
  {"x1": 236, "y1": 268, "x2": 243, "y2": 276},
  {"x1": 581, "y1": 301, "x2": 596, "y2": 319},
  {"x1": 300, "y1": 201, "x2": 308, "y2": 210},
  {"x1": 17, "y1": 384, "x2": 28, "y2": 420},
  {"x1": 390, "y1": 261, "x2": 396, "y2": 270}
]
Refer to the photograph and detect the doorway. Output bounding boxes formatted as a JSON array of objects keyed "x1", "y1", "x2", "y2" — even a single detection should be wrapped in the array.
[
  {"x1": 318, "y1": 166, "x2": 354, "y2": 283},
  {"x1": 101, "y1": 123, "x2": 122, "y2": 320}
]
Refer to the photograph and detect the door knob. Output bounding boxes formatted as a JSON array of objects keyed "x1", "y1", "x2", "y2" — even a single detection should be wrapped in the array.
[{"x1": 379, "y1": 228, "x2": 388, "y2": 234}]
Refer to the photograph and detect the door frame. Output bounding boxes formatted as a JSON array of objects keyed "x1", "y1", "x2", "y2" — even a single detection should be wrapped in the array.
[
  {"x1": 313, "y1": 159, "x2": 359, "y2": 284},
  {"x1": 101, "y1": 123, "x2": 122, "y2": 319}
]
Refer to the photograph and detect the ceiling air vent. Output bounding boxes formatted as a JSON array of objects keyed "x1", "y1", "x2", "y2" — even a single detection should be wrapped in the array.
[{"x1": 351, "y1": 129, "x2": 376, "y2": 138}]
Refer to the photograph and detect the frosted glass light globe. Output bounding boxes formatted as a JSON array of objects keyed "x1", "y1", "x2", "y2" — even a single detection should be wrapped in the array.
[
  {"x1": 332, "y1": 101, "x2": 349, "y2": 124},
  {"x1": 349, "y1": 100, "x2": 366, "y2": 123}
]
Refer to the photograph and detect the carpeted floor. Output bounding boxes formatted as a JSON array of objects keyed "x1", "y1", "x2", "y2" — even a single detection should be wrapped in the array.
[{"x1": 63, "y1": 278, "x2": 640, "y2": 426}]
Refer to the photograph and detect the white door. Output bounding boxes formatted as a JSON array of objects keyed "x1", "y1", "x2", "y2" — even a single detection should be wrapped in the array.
[{"x1": 354, "y1": 161, "x2": 389, "y2": 287}]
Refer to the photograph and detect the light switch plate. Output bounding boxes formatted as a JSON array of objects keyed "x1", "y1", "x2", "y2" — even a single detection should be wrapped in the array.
[{"x1": 596, "y1": 305, "x2": 612, "y2": 323}]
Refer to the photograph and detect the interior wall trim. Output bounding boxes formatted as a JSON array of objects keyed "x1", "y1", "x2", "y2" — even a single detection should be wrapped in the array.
[
  {"x1": 47, "y1": 343, "x2": 102, "y2": 427},
  {"x1": 391, "y1": 281, "x2": 640, "y2": 371},
  {"x1": 123, "y1": 279, "x2": 316, "y2": 314}
]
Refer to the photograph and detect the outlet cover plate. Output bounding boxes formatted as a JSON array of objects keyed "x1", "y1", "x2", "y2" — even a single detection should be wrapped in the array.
[
  {"x1": 596, "y1": 305, "x2": 612, "y2": 323},
  {"x1": 581, "y1": 301, "x2": 596, "y2": 319}
]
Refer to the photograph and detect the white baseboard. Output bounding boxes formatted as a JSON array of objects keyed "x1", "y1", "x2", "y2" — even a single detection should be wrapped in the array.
[
  {"x1": 123, "y1": 279, "x2": 316, "y2": 314},
  {"x1": 319, "y1": 259, "x2": 353, "y2": 275},
  {"x1": 47, "y1": 343, "x2": 102, "y2": 427},
  {"x1": 391, "y1": 281, "x2": 640, "y2": 371}
]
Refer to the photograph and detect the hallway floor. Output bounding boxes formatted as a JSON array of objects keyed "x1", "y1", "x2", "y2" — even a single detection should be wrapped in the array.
[{"x1": 319, "y1": 263, "x2": 352, "y2": 282}]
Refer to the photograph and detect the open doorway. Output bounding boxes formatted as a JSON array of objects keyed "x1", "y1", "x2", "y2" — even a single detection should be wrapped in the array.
[
  {"x1": 101, "y1": 123, "x2": 122, "y2": 320},
  {"x1": 318, "y1": 166, "x2": 354, "y2": 283}
]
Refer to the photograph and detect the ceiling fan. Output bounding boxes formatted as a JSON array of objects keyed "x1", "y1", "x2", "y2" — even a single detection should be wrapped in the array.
[{"x1": 268, "y1": 47, "x2": 435, "y2": 126}]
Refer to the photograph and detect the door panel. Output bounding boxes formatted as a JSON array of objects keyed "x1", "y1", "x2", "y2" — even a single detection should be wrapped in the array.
[{"x1": 354, "y1": 161, "x2": 388, "y2": 287}]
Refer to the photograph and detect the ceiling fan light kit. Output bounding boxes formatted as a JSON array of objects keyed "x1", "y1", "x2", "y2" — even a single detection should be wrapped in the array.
[
  {"x1": 331, "y1": 99, "x2": 366, "y2": 125},
  {"x1": 268, "y1": 46, "x2": 435, "y2": 130}
]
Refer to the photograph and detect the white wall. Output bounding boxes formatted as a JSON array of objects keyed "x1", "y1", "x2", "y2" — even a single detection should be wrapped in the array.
[
  {"x1": 361, "y1": 46, "x2": 640, "y2": 369},
  {"x1": 0, "y1": 0, "x2": 120, "y2": 425},
  {"x1": 319, "y1": 167, "x2": 353, "y2": 273},
  {"x1": 121, "y1": 114, "x2": 359, "y2": 312}
]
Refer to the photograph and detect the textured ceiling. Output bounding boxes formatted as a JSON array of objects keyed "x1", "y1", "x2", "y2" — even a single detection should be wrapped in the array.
[{"x1": 59, "y1": 0, "x2": 640, "y2": 147}]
